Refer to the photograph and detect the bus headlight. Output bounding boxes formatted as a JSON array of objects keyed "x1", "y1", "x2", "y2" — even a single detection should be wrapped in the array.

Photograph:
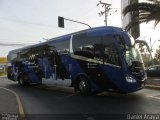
[{"x1": 126, "y1": 76, "x2": 136, "y2": 83}]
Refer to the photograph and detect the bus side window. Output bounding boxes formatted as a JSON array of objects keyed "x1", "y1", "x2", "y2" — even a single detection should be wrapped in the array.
[
  {"x1": 52, "y1": 39, "x2": 70, "y2": 55},
  {"x1": 73, "y1": 35, "x2": 98, "y2": 59},
  {"x1": 104, "y1": 44, "x2": 120, "y2": 66}
]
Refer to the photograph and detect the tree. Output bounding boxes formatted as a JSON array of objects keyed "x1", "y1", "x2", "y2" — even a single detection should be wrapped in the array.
[
  {"x1": 138, "y1": 43, "x2": 145, "y2": 53},
  {"x1": 123, "y1": 0, "x2": 160, "y2": 31},
  {"x1": 136, "y1": 42, "x2": 151, "y2": 66},
  {"x1": 154, "y1": 46, "x2": 160, "y2": 64}
]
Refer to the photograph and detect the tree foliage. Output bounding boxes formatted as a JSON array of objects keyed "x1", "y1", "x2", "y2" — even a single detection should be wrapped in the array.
[
  {"x1": 137, "y1": 42, "x2": 150, "y2": 66},
  {"x1": 154, "y1": 46, "x2": 160, "y2": 64},
  {"x1": 123, "y1": 0, "x2": 160, "y2": 31}
]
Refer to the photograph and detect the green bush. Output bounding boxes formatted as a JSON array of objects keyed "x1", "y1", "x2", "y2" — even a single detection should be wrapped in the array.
[{"x1": 0, "y1": 72, "x2": 6, "y2": 76}]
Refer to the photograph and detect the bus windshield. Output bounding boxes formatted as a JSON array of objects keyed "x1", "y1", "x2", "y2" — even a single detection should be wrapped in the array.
[{"x1": 125, "y1": 46, "x2": 143, "y2": 67}]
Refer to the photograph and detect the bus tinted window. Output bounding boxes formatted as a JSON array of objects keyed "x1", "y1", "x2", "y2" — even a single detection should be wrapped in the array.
[
  {"x1": 8, "y1": 52, "x2": 20, "y2": 62},
  {"x1": 73, "y1": 36, "x2": 98, "y2": 58},
  {"x1": 73, "y1": 34, "x2": 120, "y2": 66},
  {"x1": 49, "y1": 38, "x2": 70, "y2": 55},
  {"x1": 7, "y1": 52, "x2": 14, "y2": 62},
  {"x1": 103, "y1": 44, "x2": 120, "y2": 66}
]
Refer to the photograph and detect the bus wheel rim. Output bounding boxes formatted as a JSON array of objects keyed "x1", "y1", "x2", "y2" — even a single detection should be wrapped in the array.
[
  {"x1": 19, "y1": 77, "x2": 23, "y2": 85},
  {"x1": 79, "y1": 80, "x2": 87, "y2": 92}
]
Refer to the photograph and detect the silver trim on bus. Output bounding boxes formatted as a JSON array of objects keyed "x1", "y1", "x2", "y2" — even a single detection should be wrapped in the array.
[
  {"x1": 70, "y1": 54, "x2": 121, "y2": 68},
  {"x1": 70, "y1": 35, "x2": 73, "y2": 54}
]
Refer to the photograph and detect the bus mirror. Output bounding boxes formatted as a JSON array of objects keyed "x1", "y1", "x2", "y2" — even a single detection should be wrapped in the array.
[{"x1": 58, "y1": 16, "x2": 64, "y2": 28}]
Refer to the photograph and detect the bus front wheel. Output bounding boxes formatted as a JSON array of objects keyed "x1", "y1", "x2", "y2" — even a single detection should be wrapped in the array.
[{"x1": 78, "y1": 76, "x2": 91, "y2": 95}]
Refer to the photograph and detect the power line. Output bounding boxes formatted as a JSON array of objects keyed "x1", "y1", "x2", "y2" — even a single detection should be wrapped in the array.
[
  {"x1": 0, "y1": 39, "x2": 35, "y2": 45},
  {"x1": 0, "y1": 38, "x2": 33, "y2": 42},
  {"x1": 97, "y1": 1, "x2": 111, "y2": 26},
  {"x1": 0, "y1": 42, "x2": 32, "y2": 46},
  {"x1": 0, "y1": 17, "x2": 80, "y2": 32},
  {"x1": 0, "y1": 17, "x2": 56, "y2": 28}
]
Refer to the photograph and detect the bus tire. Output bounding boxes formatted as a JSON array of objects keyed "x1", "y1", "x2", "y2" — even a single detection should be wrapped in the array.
[
  {"x1": 78, "y1": 76, "x2": 91, "y2": 95},
  {"x1": 18, "y1": 75, "x2": 26, "y2": 86}
]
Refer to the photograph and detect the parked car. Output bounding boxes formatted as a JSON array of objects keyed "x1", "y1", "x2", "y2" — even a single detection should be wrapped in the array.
[{"x1": 146, "y1": 65, "x2": 160, "y2": 77}]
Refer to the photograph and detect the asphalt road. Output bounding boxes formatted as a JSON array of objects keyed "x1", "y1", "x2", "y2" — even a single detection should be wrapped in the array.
[{"x1": 0, "y1": 77, "x2": 160, "y2": 120}]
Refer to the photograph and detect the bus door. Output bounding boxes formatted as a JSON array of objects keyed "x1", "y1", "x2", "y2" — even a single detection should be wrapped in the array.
[
  {"x1": 45, "y1": 52, "x2": 71, "y2": 86},
  {"x1": 40, "y1": 49, "x2": 71, "y2": 86},
  {"x1": 94, "y1": 42, "x2": 123, "y2": 91},
  {"x1": 74, "y1": 43, "x2": 123, "y2": 91},
  {"x1": 72, "y1": 34, "x2": 123, "y2": 91},
  {"x1": 38, "y1": 57, "x2": 54, "y2": 79}
]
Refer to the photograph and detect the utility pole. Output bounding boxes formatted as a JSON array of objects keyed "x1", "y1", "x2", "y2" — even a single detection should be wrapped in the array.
[{"x1": 97, "y1": 1, "x2": 111, "y2": 26}]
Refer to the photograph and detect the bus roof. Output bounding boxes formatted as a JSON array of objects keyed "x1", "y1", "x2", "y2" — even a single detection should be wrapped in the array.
[{"x1": 8, "y1": 26, "x2": 124, "y2": 54}]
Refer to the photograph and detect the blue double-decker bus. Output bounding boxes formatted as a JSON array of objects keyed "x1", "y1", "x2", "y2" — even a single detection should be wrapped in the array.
[{"x1": 7, "y1": 26, "x2": 146, "y2": 95}]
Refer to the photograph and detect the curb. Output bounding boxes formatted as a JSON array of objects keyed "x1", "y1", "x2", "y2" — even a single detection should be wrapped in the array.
[
  {"x1": 35, "y1": 84, "x2": 75, "y2": 93},
  {"x1": 145, "y1": 85, "x2": 160, "y2": 90},
  {"x1": 0, "y1": 75, "x2": 7, "y2": 78},
  {"x1": 35, "y1": 84, "x2": 160, "y2": 93},
  {"x1": 0, "y1": 87, "x2": 25, "y2": 119}
]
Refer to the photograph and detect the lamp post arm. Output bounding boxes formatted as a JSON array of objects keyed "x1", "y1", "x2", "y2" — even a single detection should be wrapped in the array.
[{"x1": 64, "y1": 18, "x2": 91, "y2": 29}]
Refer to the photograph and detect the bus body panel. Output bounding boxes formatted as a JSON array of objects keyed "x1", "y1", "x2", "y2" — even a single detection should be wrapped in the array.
[{"x1": 7, "y1": 26, "x2": 146, "y2": 93}]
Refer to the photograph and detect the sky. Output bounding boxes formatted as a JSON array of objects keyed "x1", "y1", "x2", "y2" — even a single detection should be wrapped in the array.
[{"x1": 0, "y1": 0, "x2": 160, "y2": 57}]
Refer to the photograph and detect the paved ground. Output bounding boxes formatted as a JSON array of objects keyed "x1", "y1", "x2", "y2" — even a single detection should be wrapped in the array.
[
  {"x1": 0, "y1": 77, "x2": 25, "y2": 120},
  {"x1": 0, "y1": 76, "x2": 160, "y2": 120},
  {"x1": 0, "y1": 87, "x2": 19, "y2": 114}
]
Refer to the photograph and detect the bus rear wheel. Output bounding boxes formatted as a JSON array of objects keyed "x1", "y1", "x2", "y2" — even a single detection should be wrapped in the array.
[
  {"x1": 78, "y1": 76, "x2": 91, "y2": 95},
  {"x1": 18, "y1": 75, "x2": 28, "y2": 86}
]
